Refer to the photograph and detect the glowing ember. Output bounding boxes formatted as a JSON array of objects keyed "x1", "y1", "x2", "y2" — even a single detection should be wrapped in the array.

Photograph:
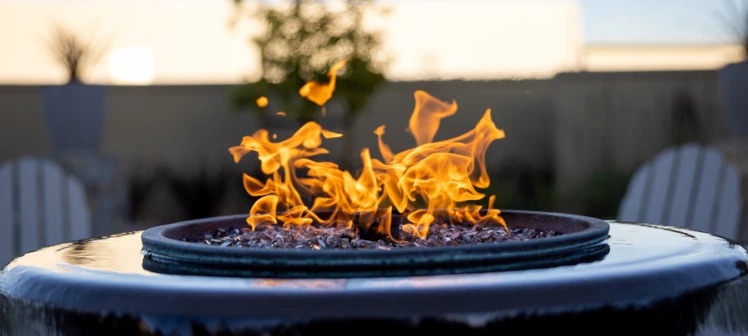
[
  {"x1": 230, "y1": 63, "x2": 507, "y2": 240},
  {"x1": 256, "y1": 96, "x2": 269, "y2": 108}
]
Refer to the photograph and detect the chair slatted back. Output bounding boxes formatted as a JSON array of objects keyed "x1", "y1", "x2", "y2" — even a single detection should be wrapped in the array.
[
  {"x1": 0, "y1": 157, "x2": 91, "y2": 266},
  {"x1": 619, "y1": 143, "x2": 742, "y2": 239}
]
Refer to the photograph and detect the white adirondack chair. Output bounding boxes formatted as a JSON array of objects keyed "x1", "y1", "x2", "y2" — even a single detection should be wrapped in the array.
[
  {"x1": 0, "y1": 157, "x2": 91, "y2": 266},
  {"x1": 618, "y1": 143, "x2": 742, "y2": 240}
]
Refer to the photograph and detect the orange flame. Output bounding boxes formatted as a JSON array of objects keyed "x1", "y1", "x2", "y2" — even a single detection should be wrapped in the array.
[
  {"x1": 408, "y1": 90, "x2": 458, "y2": 146},
  {"x1": 230, "y1": 70, "x2": 506, "y2": 240},
  {"x1": 371, "y1": 93, "x2": 506, "y2": 237},
  {"x1": 298, "y1": 60, "x2": 347, "y2": 106}
]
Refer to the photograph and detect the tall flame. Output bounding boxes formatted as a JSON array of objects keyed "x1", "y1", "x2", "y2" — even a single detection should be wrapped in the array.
[
  {"x1": 371, "y1": 91, "x2": 506, "y2": 237},
  {"x1": 230, "y1": 72, "x2": 507, "y2": 239}
]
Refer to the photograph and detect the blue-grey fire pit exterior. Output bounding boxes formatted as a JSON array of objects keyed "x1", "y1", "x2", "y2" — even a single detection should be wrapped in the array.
[{"x1": 1, "y1": 211, "x2": 748, "y2": 335}]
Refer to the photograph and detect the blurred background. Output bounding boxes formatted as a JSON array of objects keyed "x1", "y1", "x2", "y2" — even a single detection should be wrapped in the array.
[{"x1": 0, "y1": 0, "x2": 746, "y2": 240}]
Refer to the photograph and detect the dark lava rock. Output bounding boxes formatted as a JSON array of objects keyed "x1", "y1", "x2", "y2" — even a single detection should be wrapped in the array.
[{"x1": 189, "y1": 221, "x2": 561, "y2": 250}]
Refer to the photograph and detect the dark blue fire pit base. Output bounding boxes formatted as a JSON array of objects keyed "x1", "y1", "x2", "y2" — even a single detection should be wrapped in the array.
[
  {"x1": 1, "y1": 276, "x2": 747, "y2": 335},
  {"x1": 1, "y1": 221, "x2": 748, "y2": 335}
]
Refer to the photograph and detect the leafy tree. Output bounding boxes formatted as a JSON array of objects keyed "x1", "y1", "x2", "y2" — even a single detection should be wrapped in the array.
[{"x1": 232, "y1": 0, "x2": 388, "y2": 168}]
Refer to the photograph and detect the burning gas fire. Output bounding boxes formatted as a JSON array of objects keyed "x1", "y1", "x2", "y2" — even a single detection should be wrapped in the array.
[{"x1": 229, "y1": 62, "x2": 506, "y2": 240}]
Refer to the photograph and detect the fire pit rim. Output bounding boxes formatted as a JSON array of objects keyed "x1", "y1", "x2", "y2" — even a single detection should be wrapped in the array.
[
  {"x1": 141, "y1": 209, "x2": 609, "y2": 257},
  {"x1": 140, "y1": 210, "x2": 611, "y2": 278}
]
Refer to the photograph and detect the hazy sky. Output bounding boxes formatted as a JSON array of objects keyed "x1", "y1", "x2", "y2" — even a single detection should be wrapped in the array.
[
  {"x1": 0, "y1": 0, "x2": 583, "y2": 83},
  {"x1": 1, "y1": 0, "x2": 743, "y2": 44},
  {"x1": 0, "y1": 0, "x2": 745, "y2": 83},
  {"x1": 580, "y1": 0, "x2": 746, "y2": 44},
  {"x1": 367, "y1": 0, "x2": 744, "y2": 44}
]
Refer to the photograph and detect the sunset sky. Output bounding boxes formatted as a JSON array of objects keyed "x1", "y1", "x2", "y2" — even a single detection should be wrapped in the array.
[{"x1": 0, "y1": 0, "x2": 744, "y2": 84}]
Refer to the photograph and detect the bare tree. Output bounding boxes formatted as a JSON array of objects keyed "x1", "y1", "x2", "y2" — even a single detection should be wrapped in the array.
[
  {"x1": 719, "y1": 0, "x2": 748, "y2": 59},
  {"x1": 45, "y1": 23, "x2": 109, "y2": 83}
]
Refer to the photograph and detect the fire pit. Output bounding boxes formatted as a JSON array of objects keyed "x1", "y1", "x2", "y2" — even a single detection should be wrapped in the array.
[
  {"x1": 2, "y1": 221, "x2": 748, "y2": 335},
  {"x1": 141, "y1": 210, "x2": 610, "y2": 278},
  {"x1": 3, "y1": 64, "x2": 748, "y2": 335}
]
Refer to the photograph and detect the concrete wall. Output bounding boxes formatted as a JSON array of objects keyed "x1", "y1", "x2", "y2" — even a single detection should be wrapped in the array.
[
  {"x1": 0, "y1": 80, "x2": 553, "y2": 174},
  {"x1": 552, "y1": 71, "x2": 729, "y2": 211},
  {"x1": 0, "y1": 72, "x2": 732, "y2": 223}
]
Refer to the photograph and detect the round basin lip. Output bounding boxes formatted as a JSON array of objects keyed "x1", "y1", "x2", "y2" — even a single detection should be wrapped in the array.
[
  {"x1": 141, "y1": 210, "x2": 610, "y2": 258},
  {"x1": 3, "y1": 223, "x2": 746, "y2": 318}
]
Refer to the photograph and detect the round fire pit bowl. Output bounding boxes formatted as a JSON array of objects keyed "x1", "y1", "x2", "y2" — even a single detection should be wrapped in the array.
[
  {"x1": 141, "y1": 210, "x2": 610, "y2": 278},
  {"x1": 3, "y1": 217, "x2": 748, "y2": 335}
]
